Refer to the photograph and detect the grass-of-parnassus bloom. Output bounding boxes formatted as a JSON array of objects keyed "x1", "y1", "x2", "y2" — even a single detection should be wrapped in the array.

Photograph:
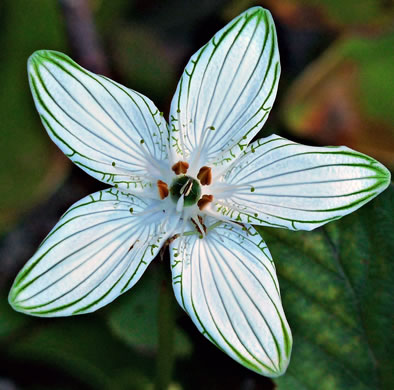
[{"x1": 8, "y1": 7, "x2": 390, "y2": 377}]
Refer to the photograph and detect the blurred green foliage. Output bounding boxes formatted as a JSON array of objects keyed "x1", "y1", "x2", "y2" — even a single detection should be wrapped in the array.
[
  {"x1": 345, "y1": 34, "x2": 394, "y2": 124},
  {"x1": 111, "y1": 24, "x2": 177, "y2": 104},
  {"x1": 8, "y1": 315, "x2": 155, "y2": 389},
  {"x1": 0, "y1": 0, "x2": 69, "y2": 233},
  {"x1": 0, "y1": 294, "x2": 31, "y2": 340},
  {"x1": 281, "y1": 32, "x2": 394, "y2": 168},
  {"x1": 226, "y1": 0, "x2": 394, "y2": 28},
  {"x1": 108, "y1": 266, "x2": 192, "y2": 357},
  {"x1": 302, "y1": 0, "x2": 393, "y2": 26}
]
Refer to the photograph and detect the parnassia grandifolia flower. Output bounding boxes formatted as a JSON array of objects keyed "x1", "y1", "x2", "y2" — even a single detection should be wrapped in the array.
[{"x1": 9, "y1": 7, "x2": 390, "y2": 377}]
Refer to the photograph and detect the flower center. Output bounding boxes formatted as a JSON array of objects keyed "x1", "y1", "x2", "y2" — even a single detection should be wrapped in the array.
[{"x1": 170, "y1": 176, "x2": 201, "y2": 207}]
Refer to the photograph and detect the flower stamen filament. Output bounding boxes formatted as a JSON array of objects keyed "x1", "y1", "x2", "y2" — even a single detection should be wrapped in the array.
[{"x1": 191, "y1": 216, "x2": 206, "y2": 238}]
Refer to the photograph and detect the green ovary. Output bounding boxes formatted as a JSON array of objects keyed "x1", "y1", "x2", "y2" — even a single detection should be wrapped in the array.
[{"x1": 170, "y1": 176, "x2": 201, "y2": 207}]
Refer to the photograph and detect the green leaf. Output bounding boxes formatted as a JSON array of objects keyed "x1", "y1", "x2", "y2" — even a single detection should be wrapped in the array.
[
  {"x1": 0, "y1": 292, "x2": 31, "y2": 341},
  {"x1": 107, "y1": 266, "x2": 193, "y2": 358},
  {"x1": 9, "y1": 316, "x2": 154, "y2": 390},
  {"x1": 0, "y1": 0, "x2": 69, "y2": 233},
  {"x1": 256, "y1": 184, "x2": 393, "y2": 389}
]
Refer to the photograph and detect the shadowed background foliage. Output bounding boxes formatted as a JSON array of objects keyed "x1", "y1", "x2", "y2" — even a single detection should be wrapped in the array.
[{"x1": 0, "y1": 0, "x2": 393, "y2": 389}]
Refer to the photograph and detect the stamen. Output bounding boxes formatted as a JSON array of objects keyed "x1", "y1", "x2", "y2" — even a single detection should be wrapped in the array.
[
  {"x1": 206, "y1": 220, "x2": 223, "y2": 233},
  {"x1": 172, "y1": 161, "x2": 189, "y2": 175},
  {"x1": 197, "y1": 166, "x2": 212, "y2": 186},
  {"x1": 203, "y1": 209, "x2": 247, "y2": 230},
  {"x1": 159, "y1": 234, "x2": 180, "y2": 261},
  {"x1": 198, "y1": 215, "x2": 207, "y2": 235},
  {"x1": 157, "y1": 180, "x2": 169, "y2": 199},
  {"x1": 197, "y1": 194, "x2": 213, "y2": 210},
  {"x1": 191, "y1": 216, "x2": 206, "y2": 238},
  {"x1": 176, "y1": 210, "x2": 192, "y2": 256},
  {"x1": 176, "y1": 194, "x2": 185, "y2": 213}
]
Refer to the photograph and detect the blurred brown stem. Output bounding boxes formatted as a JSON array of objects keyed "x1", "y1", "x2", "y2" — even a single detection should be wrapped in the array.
[{"x1": 58, "y1": 0, "x2": 110, "y2": 75}]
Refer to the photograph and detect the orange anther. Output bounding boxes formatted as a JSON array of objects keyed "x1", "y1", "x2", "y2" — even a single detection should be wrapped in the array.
[
  {"x1": 157, "y1": 180, "x2": 169, "y2": 199},
  {"x1": 172, "y1": 161, "x2": 189, "y2": 175},
  {"x1": 197, "y1": 194, "x2": 213, "y2": 210},
  {"x1": 197, "y1": 166, "x2": 212, "y2": 186}
]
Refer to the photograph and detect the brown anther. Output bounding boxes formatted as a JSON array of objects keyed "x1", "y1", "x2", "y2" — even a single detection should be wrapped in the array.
[
  {"x1": 197, "y1": 194, "x2": 213, "y2": 210},
  {"x1": 191, "y1": 217, "x2": 207, "y2": 235},
  {"x1": 198, "y1": 216, "x2": 207, "y2": 234},
  {"x1": 157, "y1": 180, "x2": 169, "y2": 199},
  {"x1": 172, "y1": 161, "x2": 189, "y2": 175},
  {"x1": 197, "y1": 166, "x2": 212, "y2": 185}
]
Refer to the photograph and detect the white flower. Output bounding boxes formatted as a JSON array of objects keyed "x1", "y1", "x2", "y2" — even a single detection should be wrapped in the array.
[{"x1": 9, "y1": 7, "x2": 390, "y2": 378}]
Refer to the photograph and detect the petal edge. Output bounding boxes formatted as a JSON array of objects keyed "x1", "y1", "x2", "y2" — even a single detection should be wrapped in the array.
[
  {"x1": 170, "y1": 222, "x2": 292, "y2": 376},
  {"x1": 211, "y1": 135, "x2": 391, "y2": 231},
  {"x1": 9, "y1": 189, "x2": 178, "y2": 317}
]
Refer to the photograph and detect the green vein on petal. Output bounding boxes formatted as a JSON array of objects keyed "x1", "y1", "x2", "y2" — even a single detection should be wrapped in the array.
[
  {"x1": 215, "y1": 134, "x2": 390, "y2": 231},
  {"x1": 9, "y1": 190, "x2": 175, "y2": 317},
  {"x1": 170, "y1": 222, "x2": 292, "y2": 377}
]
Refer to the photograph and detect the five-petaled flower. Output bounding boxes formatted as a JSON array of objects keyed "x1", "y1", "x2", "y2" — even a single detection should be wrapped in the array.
[{"x1": 9, "y1": 7, "x2": 390, "y2": 378}]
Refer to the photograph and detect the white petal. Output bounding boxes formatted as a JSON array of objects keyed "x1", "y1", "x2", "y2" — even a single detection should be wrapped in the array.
[
  {"x1": 211, "y1": 135, "x2": 391, "y2": 230},
  {"x1": 170, "y1": 222, "x2": 292, "y2": 377},
  {"x1": 28, "y1": 50, "x2": 169, "y2": 193},
  {"x1": 169, "y1": 7, "x2": 280, "y2": 172},
  {"x1": 9, "y1": 189, "x2": 178, "y2": 317}
]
